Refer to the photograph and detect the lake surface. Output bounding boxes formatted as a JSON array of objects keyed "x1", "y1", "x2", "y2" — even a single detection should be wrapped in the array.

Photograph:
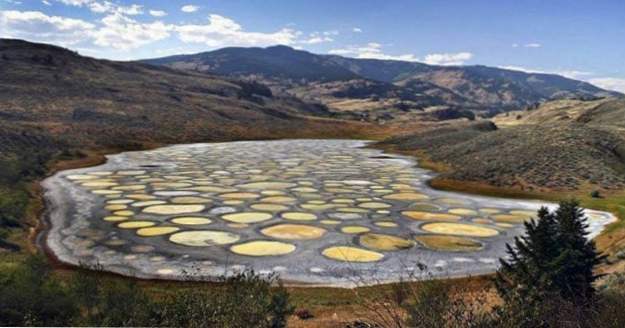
[{"x1": 42, "y1": 140, "x2": 615, "y2": 286}]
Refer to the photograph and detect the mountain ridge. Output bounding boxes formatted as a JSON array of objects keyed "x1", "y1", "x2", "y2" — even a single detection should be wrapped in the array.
[{"x1": 142, "y1": 45, "x2": 620, "y2": 116}]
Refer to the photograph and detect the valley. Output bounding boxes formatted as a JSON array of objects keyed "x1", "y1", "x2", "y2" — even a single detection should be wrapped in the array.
[{"x1": 1, "y1": 38, "x2": 625, "y2": 327}]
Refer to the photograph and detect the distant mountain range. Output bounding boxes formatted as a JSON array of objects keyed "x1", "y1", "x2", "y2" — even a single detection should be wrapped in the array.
[{"x1": 143, "y1": 45, "x2": 621, "y2": 119}]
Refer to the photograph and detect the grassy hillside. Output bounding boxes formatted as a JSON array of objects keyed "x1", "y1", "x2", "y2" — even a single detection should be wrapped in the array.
[{"x1": 381, "y1": 98, "x2": 625, "y2": 191}]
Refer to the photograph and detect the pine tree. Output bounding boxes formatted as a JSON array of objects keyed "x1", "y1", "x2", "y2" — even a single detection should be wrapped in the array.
[
  {"x1": 551, "y1": 200, "x2": 604, "y2": 302},
  {"x1": 495, "y1": 200, "x2": 604, "y2": 320},
  {"x1": 495, "y1": 206, "x2": 559, "y2": 318}
]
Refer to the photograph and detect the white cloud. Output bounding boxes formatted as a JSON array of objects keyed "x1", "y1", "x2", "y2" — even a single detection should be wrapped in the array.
[
  {"x1": 0, "y1": 10, "x2": 94, "y2": 45},
  {"x1": 329, "y1": 42, "x2": 419, "y2": 61},
  {"x1": 512, "y1": 42, "x2": 542, "y2": 48},
  {"x1": 55, "y1": 1, "x2": 143, "y2": 15},
  {"x1": 299, "y1": 31, "x2": 335, "y2": 44},
  {"x1": 500, "y1": 65, "x2": 625, "y2": 93},
  {"x1": 91, "y1": 12, "x2": 171, "y2": 50},
  {"x1": 423, "y1": 52, "x2": 473, "y2": 66},
  {"x1": 588, "y1": 78, "x2": 625, "y2": 93},
  {"x1": 175, "y1": 14, "x2": 298, "y2": 47},
  {"x1": 499, "y1": 66, "x2": 593, "y2": 79},
  {"x1": 352, "y1": 27, "x2": 362, "y2": 33},
  {"x1": 42, "y1": 0, "x2": 51, "y2": 5},
  {"x1": 181, "y1": 5, "x2": 199, "y2": 13},
  {"x1": 149, "y1": 10, "x2": 166, "y2": 17}
]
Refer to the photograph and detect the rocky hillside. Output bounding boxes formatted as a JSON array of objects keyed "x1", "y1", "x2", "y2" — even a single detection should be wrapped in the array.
[
  {"x1": 380, "y1": 98, "x2": 625, "y2": 191},
  {"x1": 143, "y1": 45, "x2": 620, "y2": 118},
  {"x1": 0, "y1": 39, "x2": 373, "y2": 155}
]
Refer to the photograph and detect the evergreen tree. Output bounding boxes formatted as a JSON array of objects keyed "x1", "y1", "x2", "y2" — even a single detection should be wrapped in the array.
[
  {"x1": 495, "y1": 200, "x2": 604, "y2": 324},
  {"x1": 551, "y1": 200, "x2": 604, "y2": 302}
]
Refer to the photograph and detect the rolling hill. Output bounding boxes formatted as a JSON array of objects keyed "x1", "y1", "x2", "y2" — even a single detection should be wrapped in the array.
[
  {"x1": 143, "y1": 45, "x2": 620, "y2": 118},
  {"x1": 381, "y1": 98, "x2": 625, "y2": 191},
  {"x1": 0, "y1": 38, "x2": 374, "y2": 157}
]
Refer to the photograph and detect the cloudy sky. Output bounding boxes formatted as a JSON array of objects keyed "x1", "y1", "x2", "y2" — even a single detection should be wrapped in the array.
[{"x1": 1, "y1": 0, "x2": 624, "y2": 92}]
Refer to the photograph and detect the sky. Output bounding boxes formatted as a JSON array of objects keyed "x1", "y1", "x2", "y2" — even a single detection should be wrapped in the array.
[{"x1": 1, "y1": 0, "x2": 624, "y2": 92}]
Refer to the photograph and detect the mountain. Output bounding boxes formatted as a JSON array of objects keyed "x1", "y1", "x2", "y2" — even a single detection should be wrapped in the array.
[
  {"x1": 143, "y1": 45, "x2": 620, "y2": 117},
  {"x1": 0, "y1": 39, "x2": 372, "y2": 157}
]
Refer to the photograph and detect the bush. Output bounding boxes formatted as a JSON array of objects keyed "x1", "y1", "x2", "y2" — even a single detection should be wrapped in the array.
[{"x1": 158, "y1": 271, "x2": 293, "y2": 328}]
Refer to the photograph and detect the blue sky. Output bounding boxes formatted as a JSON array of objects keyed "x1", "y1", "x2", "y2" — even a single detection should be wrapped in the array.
[{"x1": 1, "y1": 0, "x2": 624, "y2": 92}]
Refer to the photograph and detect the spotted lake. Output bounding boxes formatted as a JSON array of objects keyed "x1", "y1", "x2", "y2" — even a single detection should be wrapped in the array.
[{"x1": 42, "y1": 140, "x2": 615, "y2": 286}]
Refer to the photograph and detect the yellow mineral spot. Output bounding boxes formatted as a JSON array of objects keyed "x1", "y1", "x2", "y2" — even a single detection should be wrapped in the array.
[
  {"x1": 230, "y1": 241, "x2": 296, "y2": 256},
  {"x1": 331, "y1": 198, "x2": 355, "y2": 204},
  {"x1": 136, "y1": 226, "x2": 180, "y2": 236},
  {"x1": 492, "y1": 214, "x2": 532, "y2": 223},
  {"x1": 143, "y1": 205, "x2": 205, "y2": 215},
  {"x1": 260, "y1": 190, "x2": 286, "y2": 196},
  {"x1": 227, "y1": 223, "x2": 249, "y2": 229},
  {"x1": 169, "y1": 230, "x2": 240, "y2": 246},
  {"x1": 219, "y1": 192, "x2": 260, "y2": 199},
  {"x1": 374, "y1": 221, "x2": 398, "y2": 228},
  {"x1": 118, "y1": 221, "x2": 156, "y2": 229},
  {"x1": 117, "y1": 170, "x2": 146, "y2": 175},
  {"x1": 107, "y1": 199, "x2": 134, "y2": 204},
  {"x1": 250, "y1": 203, "x2": 289, "y2": 212},
  {"x1": 291, "y1": 187, "x2": 317, "y2": 193},
  {"x1": 411, "y1": 203, "x2": 441, "y2": 212},
  {"x1": 437, "y1": 198, "x2": 469, "y2": 206},
  {"x1": 261, "y1": 224, "x2": 326, "y2": 240},
  {"x1": 259, "y1": 196, "x2": 297, "y2": 203},
  {"x1": 82, "y1": 181, "x2": 118, "y2": 188},
  {"x1": 359, "y1": 233, "x2": 414, "y2": 251},
  {"x1": 171, "y1": 217, "x2": 212, "y2": 225},
  {"x1": 92, "y1": 189, "x2": 122, "y2": 195},
  {"x1": 170, "y1": 196, "x2": 212, "y2": 204},
  {"x1": 509, "y1": 210, "x2": 537, "y2": 218},
  {"x1": 90, "y1": 171, "x2": 113, "y2": 176},
  {"x1": 301, "y1": 203, "x2": 340, "y2": 211},
  {"x1": 337, "y1": 207, "x2": 369, "y2": 213},
  {"x1": 67, "y1": 174, "x2": 97, "y2": 180},
  {"x1": 112, "y1": 185, "x2": 146, "y2": 191},
  {"x1": 322, "y1": 246, "x2": 383, "y2": 262},
  {"x1": 236, "y1": 182, "x2": 296, "y2": 190},
  {"x1": 105, "y1": 204, "x2": 127, "y2": 211},
  {"x1": 151, "y1": 182, "x2": 192, "y2": 189},
  {"x1": 402, "y1": 211, "x2": 461, "y2": 221},
  {"x1": 480, "y1": 208, "x2": 501, "y2": 214},
  {"x1": 448, "y1": 208, "x2": 479, "y2": 216},
  {"x1": 127, "y1": 194, "x2": 157, "y2": 200},
  {"x1": 415, "y1": 235, "x2": 483, "y2": 252},
  {"x1": 113, "y1": 210, "x2": 134, "y2": 216},
  {"x1": 472, "y1": 218, "x2": 492, "y2": 224},
  {"x1": 281, "y1": 212, "x2": 317, "y2": 221},
  {"x1": 340, "y1": 226, "x2": 370, "y2": 234},
  {"x1": 357, "y1": 202, "x2": 392, "y2": 209},
  {"x1": 103, "y1": 216, "x2": 127, "y2": 222},
  {"x1": 221, "y1": 212, "x2": 273, "y2": 223},
  {"x1": 420, "y1": 223, "x2": 499, "y2": 237},
  {"x1": 496, "y1": 223, "x2": 514, "y2": 228},
  {"x1": 383, "y1": 193, "x2": 429, "y2": 201},
  {"x1": 131, "y1": 200, "x2": 167, "y2": 207}
]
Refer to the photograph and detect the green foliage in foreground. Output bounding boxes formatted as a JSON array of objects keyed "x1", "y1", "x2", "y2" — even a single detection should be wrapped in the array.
[{"x1": 0, "y1": 256, "x2": 292, "y2": 327}]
